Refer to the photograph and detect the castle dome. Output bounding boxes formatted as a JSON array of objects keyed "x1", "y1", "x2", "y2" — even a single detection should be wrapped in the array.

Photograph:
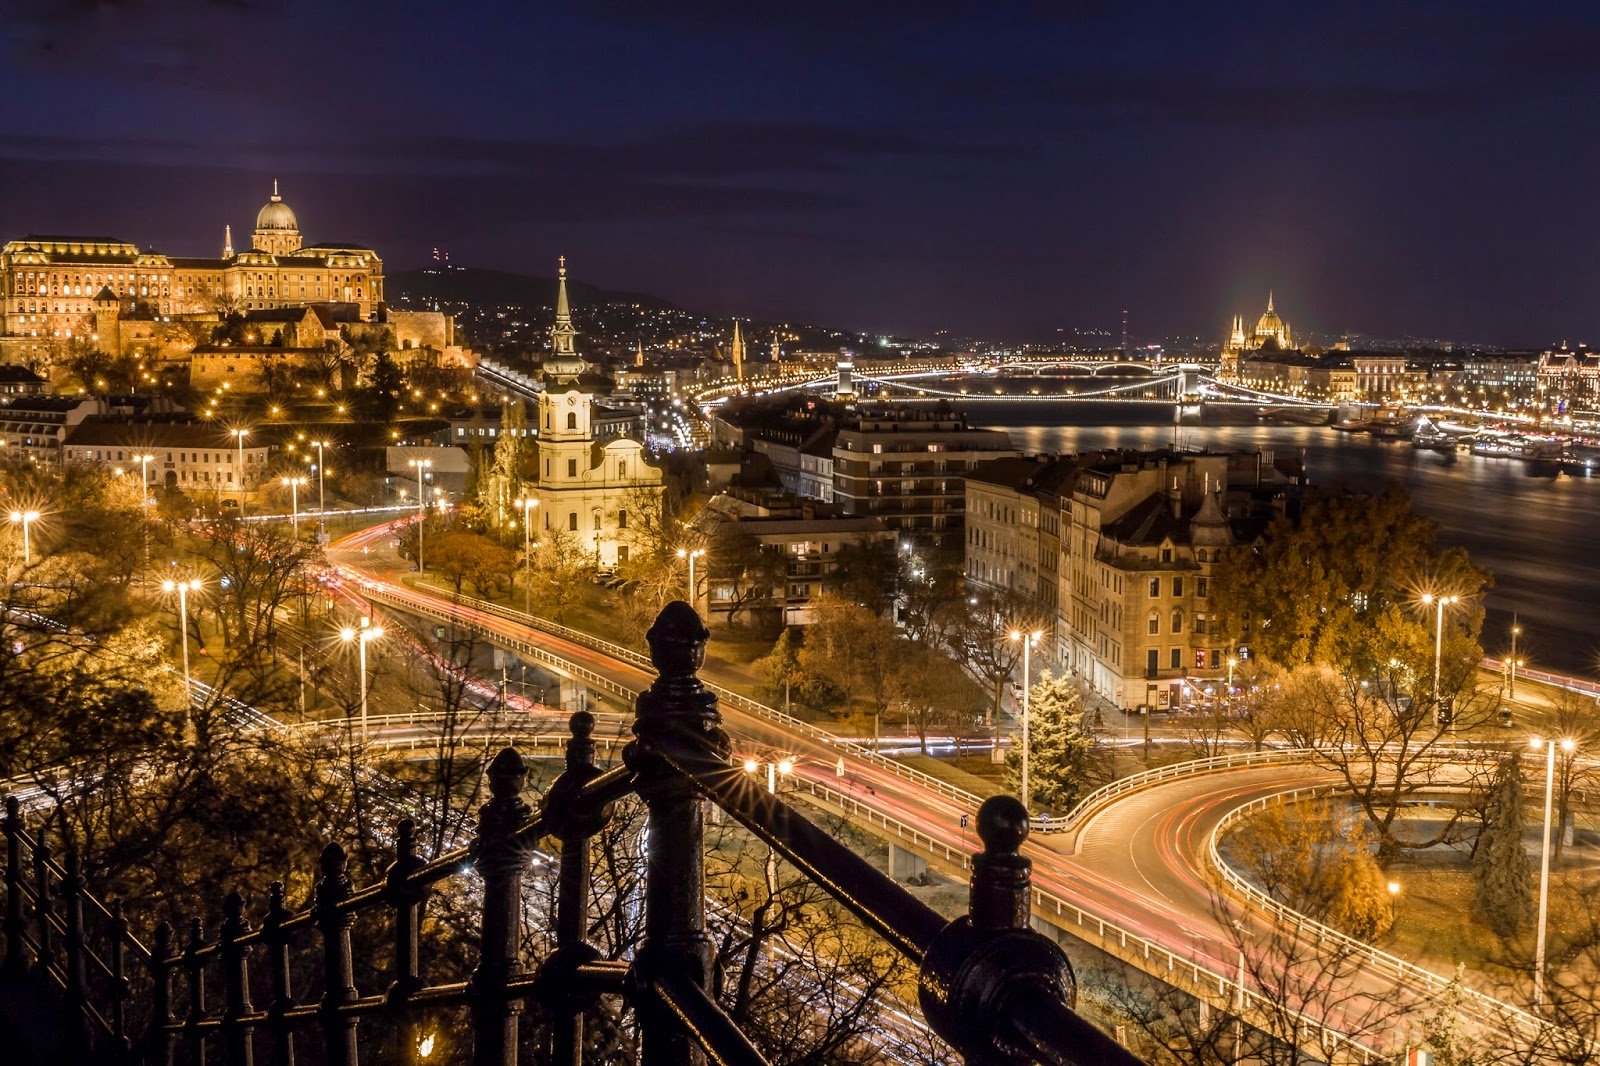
[{"x1": 255, "y1": 180, "x2": 298, "y2": 231}]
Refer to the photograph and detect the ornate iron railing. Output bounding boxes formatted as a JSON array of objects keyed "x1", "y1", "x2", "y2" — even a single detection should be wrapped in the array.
[{"x1": 0, "y1": 602, "x2": 1141, "y2": 1065}]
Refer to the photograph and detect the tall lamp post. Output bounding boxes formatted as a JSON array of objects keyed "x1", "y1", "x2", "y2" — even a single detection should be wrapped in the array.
[
  {"x1": 1531, "y1": 735, "x2": 1576, "y2": 1011},
  {"x1": 8, "y1": 509, "x2": 39, "y2": 565},
  {"x1": 741, "y1": 756, "x2": 795, "y2": 794},
  {"x1": 229, "y1": 427, "x2": 251, "y2": 517},
  {"x1": 309, "y1": 439, "x2": 330, "y2": 514},
  {"x1": 134, "y1": 453, "x2": 155, "y2": 503},
  {"x1": 408, "y1": 458, "x2": 433, "y2": 572},
  {"x1": 162, "y1": 577, "x2": 202, "y2": 741},
  {"x1": 280, "y1": 476, "x2": 307, "y2": 539},
  {"x1": 1508, "y1": 617, "x2": 1523, "y2": 698},
  {"x1": 1009, "y1": 628, "x2": 1043, "y2": 810},
  {"x1": 514, "y1": 496, "x2": 539, "y2": 613},
  {"x1": 1420, "y1": 592, "x2": 1459, "y2": 714},
  {"x1": 341, "y1": 617, "x2": 385, "y2": 742},
  {"x1": 677, "y1": 547, "x2": 705, "y2": 605}
]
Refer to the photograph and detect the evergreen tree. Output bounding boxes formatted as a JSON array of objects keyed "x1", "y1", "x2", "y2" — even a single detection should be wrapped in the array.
[
  {"x1": 757, "y1": 627, "x2": 803, "y2": 707},
  {"x1": 476, "y1": 399, "x2": 531, "y2": 532},
  {"x1": 1473, "y1": 754, "x2": 1533, "y2": 938},
  {"x1": 1003, "y1": 670, "x2": 1102, "y2": 815}
]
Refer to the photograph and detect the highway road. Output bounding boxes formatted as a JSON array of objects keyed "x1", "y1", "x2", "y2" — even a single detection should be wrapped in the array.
[{"x1": 324, "y1": 518, "x2": 1535, "y2": 1059}]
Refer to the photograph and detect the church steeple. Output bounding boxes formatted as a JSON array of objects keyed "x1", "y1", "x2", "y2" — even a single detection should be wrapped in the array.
[
  {"x1": 1266, "y1": 290, "x2": 1274, "y2": 314},
  {"x1": 551, "y1": 256, "x2": 577, "y2": 356},
  {"x1": 635, "y1": 337, "x2": 645, "y2": 367},
  {"x1": 222, "y1": 224, "x2": 233, "y2": 258},
  {"x1": 731, "y1": 319, "x2": 745, "y2": 384}
]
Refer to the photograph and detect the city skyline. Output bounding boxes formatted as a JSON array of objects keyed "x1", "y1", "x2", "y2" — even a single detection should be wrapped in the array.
[{"x1": 5, "y1": 4, "x2": 1600, "y2": 343}]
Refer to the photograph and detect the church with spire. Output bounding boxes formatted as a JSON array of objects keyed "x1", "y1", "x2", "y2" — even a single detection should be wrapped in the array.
[
  {"x1": 1220, "y1": 292, "x2": 1296, "y2": 380},
  {"x1": 529, "y1": 258, "x2": 663, "y2": 570}
]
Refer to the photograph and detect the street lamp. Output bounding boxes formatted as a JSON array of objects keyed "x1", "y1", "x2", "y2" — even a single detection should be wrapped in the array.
[
  {"x1": 229, "y1": 427, "x2": 251, "y2": 516},
  {"x1": 677, "y1": 547, "x2": 705, "y2": 604},
  {"x1": 1508, "y1": 617, "x2": 1523, "y2": 698},
  {"x1": 8, "y1": 509, "x2": 39, "y2": 565},
  {"x1": 309, "y1": 440, "x2": 330, "y2": 514},
  {"x1": 408, "y1": 459, "x2": 433, "y2": 572},
  {"x1": 514, "y1": 496, "x2": 539, "y2": 613},
  {"x1": 341, "y1": 617, "x2": 385, "y2": 742},
  {"x1": 742, "y1": 755, "x2": 795, "y2": 794},
  {"x1": 134, "y1": 453, "x2": 155, "y2": 504},
  {"x1": 162, "y1": 577, "x2": 202, "y2": 741},
  {"x1": 280, "y1": 476, "x2": 307, "y2": 538},
  {"x1": 1530, "y1": 735, "x2": 1576, "y2": 1011},
  {"x1": 1419, "y1": 593, "x2": 1460, "y2": 715},
  {"x1": 1009, "y1": 628, "x2": 1043, "y2": 811},
  {"x1": 1226, "y1": 655, "x2": 1238, "y2": 698}
]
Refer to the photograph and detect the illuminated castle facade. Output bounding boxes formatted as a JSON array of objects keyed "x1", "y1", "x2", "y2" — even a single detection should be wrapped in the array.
[
  {"x1": 0, "y1": 182, "x2": 383, "y2": 363},
  {"x1": 1220, "y1": 292, "x2": 1295, "y2": 379}
]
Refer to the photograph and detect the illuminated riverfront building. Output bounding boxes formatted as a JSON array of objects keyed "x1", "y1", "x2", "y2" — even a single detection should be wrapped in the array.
[
  {"x1": 1219, "y1": 292, "x2": 1295, "y2": 380},
  {"x1": 0, "y1": 182, "x2": 383, "y2": 364}
]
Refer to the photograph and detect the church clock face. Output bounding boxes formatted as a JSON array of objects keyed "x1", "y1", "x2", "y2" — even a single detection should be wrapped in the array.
[{"x1": 566, "y1": 396, "x2": 576, "y2": 406}]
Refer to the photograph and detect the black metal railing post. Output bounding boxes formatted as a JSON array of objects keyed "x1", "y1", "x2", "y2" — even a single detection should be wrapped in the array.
[
  {"x1": 262, "y1": 882, "x2": 295, "y2": 1066},
  {"x1": 920, "y1": 795, "x2": 1138, "y2": 1065},
  {"x1": 31, "y1": 819, "x2": 53, "y2": 977},
  {"x1": 184, "y1": 916, "x2": 208, "y2": 1066},
  {"x1": 61, "y1": 848, "x2": 91, "y2": 1056},
  {"x1": 219, "y1": 891, "x2": 255, "y2": 1066},
  {"x1": 148, "y1": 921, "x2": 174, "y2": 1066},
  {"x1": 384, "y1": 820, "x2": 427, "y2": 1064},
  {"x1": 109, "y1": 899, "x2": 131, "y2": 1053},
  {"x1": 625, "y1": 602, "x2": 732, "y2": 1066},
  {"x1": 3, "y1": 796, "x2": 25, "y2": 978},
  {"x1": 535, "y1": 710, "x2": 611, "y2": 1064},
  {"x1": 468, "y1": 748, "x2": 531, "y2": 1066},
  {"x1": 314, "y1": 843, "x2": 359, "y2": 1066}
]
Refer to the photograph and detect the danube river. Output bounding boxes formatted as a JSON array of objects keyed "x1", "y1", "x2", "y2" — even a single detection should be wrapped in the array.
[{"x1": 969, "y1": 400, "x2": 1597, "y2": 677}]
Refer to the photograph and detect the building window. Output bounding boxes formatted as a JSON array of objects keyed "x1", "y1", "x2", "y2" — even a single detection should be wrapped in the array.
[
  {"x1": 1171, "y1": 610, "x2": 1183, "y2": 634},
  {"x1": 1197, "y1": 577, "x2": 1208, "y2": 598},
  {"x1": 1148, "y1": 577, "x2": 1159, "y2": 597},
  {"x1": 567, "y1": 412, "x2": 577, "y2": 430},
  {"x1": 1172, "y1": 577, "x2": 1183, "y2": 597},
  {"x1": 617, "y1": 510, "x2": 627, "y2": 529},
  {"x1": 568, "y1": 512, "x2": 578, "y2": 531},
  {"x1": 1170, "y1": 647, "x2": 1182, "y2": 669},
  {"x1": 1160, "y1": 547, "x2": 1172, "y2": 562},
  {"x1": 567, "y1": 459, "x2": 577, "y2": 477},
  {"x1": 1147, "y1": 611, "x2": 1159, "y2": 636},
  {"x1": 1146, "y1": 649, "x2": 1158, "y2": 677}
]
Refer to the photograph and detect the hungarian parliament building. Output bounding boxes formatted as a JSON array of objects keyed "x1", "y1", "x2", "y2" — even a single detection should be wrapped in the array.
[{"x1": 0, "y1": 182, "x2": 383, "y2": 363}]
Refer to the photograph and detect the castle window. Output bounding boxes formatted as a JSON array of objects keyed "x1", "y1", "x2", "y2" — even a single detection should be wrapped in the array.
[{"x1": 567, "y1": 459, "x2": 577, "y2": 477}]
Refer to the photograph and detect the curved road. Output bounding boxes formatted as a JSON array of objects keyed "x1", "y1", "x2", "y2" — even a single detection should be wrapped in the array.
[{"x1": 325, "y1": 520, "x2": 1499, "y2": 1057}]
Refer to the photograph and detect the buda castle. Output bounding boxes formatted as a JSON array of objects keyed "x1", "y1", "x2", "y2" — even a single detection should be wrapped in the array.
[{"x1": 0, "y1": 182, "x2": 383, "y2": 364}]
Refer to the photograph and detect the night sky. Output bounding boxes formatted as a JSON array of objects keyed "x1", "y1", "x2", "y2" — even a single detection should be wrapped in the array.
[{"x1": 4, "y1": 1, "x2": 1600, "y2": 344}]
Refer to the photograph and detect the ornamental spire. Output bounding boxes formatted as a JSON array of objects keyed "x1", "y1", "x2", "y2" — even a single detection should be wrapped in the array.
[
  {"x1": 222, "y1": 224, "x2": 233, "y2": 258},
  {"x1": 1266, "y1": 290, "x2": 1274, "y2": 313},
  {"x1": 731, "y1": 319, "x2": 745, "y2": 384},
  {"x1": 271, "y1": 178, "x2": 281, "y2": 201},
  {"x1": 551, "y1": 256, "x2": 577, "y2": 356}
]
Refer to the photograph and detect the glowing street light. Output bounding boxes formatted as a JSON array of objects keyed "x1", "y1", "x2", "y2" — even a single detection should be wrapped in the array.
[
  {"x1": 1507, "y1": 617, "x2": 1524, "y2": 698},
  {"x1": 1419, "y1": 593, "x2": 1459, "y2": 718},
  {"x1": 280, "y1": 476, "x2": 308, "y2": 538},
  {"x1": 229, "y1": 427, "x2": 251, "y2": 516},
  {"x1": 1009, "y1": 628, "x2": 1043, "y2": 811},
  {"x1": 677, "y1": 547, "x2": 705, "y2": 604},
  {"x1": 133, "y1": 453, "x2": 155, "y2": 504},
  {"x1": 162, "y1": 576, "x2": 202, "y2": 741},
  {"x1": 340, "y1": 617, "x2": 385, "y2": 742},
  {"x1": 1530, "y1": 735, "x2": 1576, "y2": 1011},
  {"x1": 514, "y1": 495, "x2": 539, "y2": 613},
  {"x1": 8, "y1": 509, "x2": 39, "y2": 565},
  {"x1": 408, "y1": 459, "x2": 433, "y2": 572},
  {"x1": 309, "y1": 439, "x2": 330, "y2": 514},
  {"x1": 742, "y1": 755, "x2": 795, "y2": 794}
]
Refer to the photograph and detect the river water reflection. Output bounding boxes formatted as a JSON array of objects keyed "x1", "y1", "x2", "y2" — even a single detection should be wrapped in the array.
[{"x1": 970, "y1": 401, "x2": 1598, "y2": 677}]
